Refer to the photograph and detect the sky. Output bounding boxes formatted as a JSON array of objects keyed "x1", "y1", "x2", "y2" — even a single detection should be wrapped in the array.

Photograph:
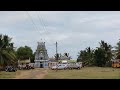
[{"x1": 0, "y1": 11, "x2": 120, "y2": 59}]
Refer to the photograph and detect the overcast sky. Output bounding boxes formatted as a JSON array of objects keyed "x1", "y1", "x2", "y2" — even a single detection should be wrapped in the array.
[{"x1": 0, "y1": 11, "x2": 120, "y2": 59}]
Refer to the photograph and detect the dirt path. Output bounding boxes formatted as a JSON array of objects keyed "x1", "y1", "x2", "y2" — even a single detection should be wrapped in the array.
[{"x1": 13, "y1": 68, "x2": 48, "y2": 79}]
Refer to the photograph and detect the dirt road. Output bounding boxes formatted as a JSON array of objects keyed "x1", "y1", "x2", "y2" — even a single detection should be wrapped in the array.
[{"x1": 13, "y1": 68, "x2": 48, "y2": 79}]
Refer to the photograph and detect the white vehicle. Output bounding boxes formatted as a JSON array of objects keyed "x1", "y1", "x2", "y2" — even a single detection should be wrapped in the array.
[
  {"x1": 51, "y1": 65, "x2": 57, "y2": 70},
  {"x1": 51, "y1": 64, "x2": 67, "y2": 70},
  {"x1": 51, "y1": 62, "x2": 82, "y2": 70},
  {"x1": 67, "y1": 62, "x2": 82, "y2": 69}
]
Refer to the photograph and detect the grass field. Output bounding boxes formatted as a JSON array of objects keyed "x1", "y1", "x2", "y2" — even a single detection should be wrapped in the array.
[
  {"x1": 44, "y1": 67, "x2": 120, "y2": 79},
  {"x1": 0, "y1": 69, "x2": 47, "y2": 79},
  {"x1": 1, "y1": 67, "x2": 120, "y2": 79},
  {"x1": 0, "y1": 71, "x2": 20, "y2": 79},
  {"x1": 0, "y1": 69, "x2": 30, "y2": 79}
]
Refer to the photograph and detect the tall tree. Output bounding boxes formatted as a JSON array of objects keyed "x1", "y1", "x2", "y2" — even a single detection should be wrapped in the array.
[
  {"x1": 30, "y1": 52, "x2": 35, "y2": 63},
  {"x1": 77, "y1": 47, "x2": 94, "y2": 66},
  {"x1": 115, "y1": 39, "x2": 120, "y2": 59},
  {"x1": 94, "y1": 48, "x2": 106, "y2": 67},
  {"x1": 0, "y1": 34, "x2": 17, "y2": 66},
  {"x1": 94, "y1": 40, "x2": 113, "y2": 67},
  {"x1": 77, "y1": 40, "x2": 113, "y2": 67},
  {"x1": 16, "y1": 46, "x2": 33, "y2": 60},
  {"x1": 100, "y1": 40, "x2": 113, "y2": 62},
  {"x1": 54, "y1": 53, "x2": 59, "y2": 61}
]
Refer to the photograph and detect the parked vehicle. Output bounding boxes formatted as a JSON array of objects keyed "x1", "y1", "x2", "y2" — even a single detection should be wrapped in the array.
[
  {"x1": 29, "y1": 63, "x2": 35, "y2": 69},
  {"x1": 23, "y1": 64, "x2": 30, "y2": 70},
  {"x1": 51, "y1": 62, "x2": 82, "y2": 70},
  {"x1": 18, "y1": 64, "x2": 22, "y2": 70},
  {"x1": 5, "y1": 66, "x2": 17, "y2": 72},
  {"x1": 51, "y1": 64, "x2": 67, "y2": 70},
  {"x1": 29, "y1": 66, "x2": 34, "y2": 69},
  {"x1": 67, "y1": 62, "x2": 82, "y2": 69},
  {"x1": 51, "y1": 65, "x2": 57, "y2": 70},
  {"x1": 18, "y1": 63, "x2": 34, "y2": 70}
]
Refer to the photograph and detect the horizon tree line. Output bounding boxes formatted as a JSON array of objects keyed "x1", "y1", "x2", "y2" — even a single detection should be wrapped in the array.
[{"x1": 77, "y1": 40, "x2": 120, "y2": 67}]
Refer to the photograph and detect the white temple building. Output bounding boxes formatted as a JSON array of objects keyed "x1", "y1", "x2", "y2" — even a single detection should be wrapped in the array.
[{"x1": 34, "y1": 41, "x2": 49, "y2": 68}]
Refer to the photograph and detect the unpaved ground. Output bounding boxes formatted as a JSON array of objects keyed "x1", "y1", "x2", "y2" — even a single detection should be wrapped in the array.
[{"x1": 13, "y1": 68, "x2": 48, "y2": 79}]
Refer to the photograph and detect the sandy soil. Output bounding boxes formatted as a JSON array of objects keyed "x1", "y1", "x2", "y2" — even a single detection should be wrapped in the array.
[{"x1": 13, "y1": 68, "x2": 48, "y2": 79}]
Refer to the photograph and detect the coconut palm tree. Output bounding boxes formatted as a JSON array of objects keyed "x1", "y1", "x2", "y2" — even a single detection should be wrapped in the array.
[
  {"x1": 0, "y1": 34, "x2": 17, "y2": 67},
  {"x1": 77, "y1": 47, "x2": 94, "y2": 66},
  {"x1": 115, "y1": 39, "x2": 120, "y2": 59},
  {"x1": 95, "y1": 40, "x2": 113, "y2": 66}
]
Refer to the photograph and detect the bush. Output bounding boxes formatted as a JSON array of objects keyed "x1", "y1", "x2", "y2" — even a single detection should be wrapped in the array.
[{"x1": 105, "y1": 61, "x2": 112, "y2": 67}]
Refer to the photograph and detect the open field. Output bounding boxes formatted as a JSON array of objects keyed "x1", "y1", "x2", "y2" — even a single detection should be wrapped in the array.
[
  {"x1": 0, "y1": 70, "x2": 20, "y2": 79},
  {"x1": 44, "y1": 67, "x2": 120, "y2": 79},
  {"x1": 13, "y1": 68, "x2": 47, "y2": 79},
  {"x1": 0, "y1": 68, "x2": 47, "y2": 79},
  {"x1": 1, "y1": 67, "x2": 120, "y2": 79}
]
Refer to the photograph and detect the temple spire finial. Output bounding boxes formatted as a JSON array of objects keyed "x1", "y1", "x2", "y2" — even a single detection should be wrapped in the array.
[{"x1": 40, "y1": 38, "x2": 43, "y2": 43}]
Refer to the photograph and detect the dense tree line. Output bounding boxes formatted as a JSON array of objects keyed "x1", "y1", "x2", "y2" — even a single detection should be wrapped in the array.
[{"x1": 77, "y1": 40, "x2": 120, "y2": 67}]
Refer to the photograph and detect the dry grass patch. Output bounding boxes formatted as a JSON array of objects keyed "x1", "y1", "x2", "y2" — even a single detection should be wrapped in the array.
[{"x1": 44, "y1": 67, "x2": 120, "y2": 79}]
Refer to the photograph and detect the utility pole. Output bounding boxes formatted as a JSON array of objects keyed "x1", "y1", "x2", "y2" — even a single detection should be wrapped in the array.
[
  {"x1": 55, "y1": 42, "x2": 58, "y2": 61},
  {"x1": 56, "y1": 42, "x2": 58, "y2": 55},
  {"x1": 44, "y1": 42, "x2": 45, "y2": 60}
]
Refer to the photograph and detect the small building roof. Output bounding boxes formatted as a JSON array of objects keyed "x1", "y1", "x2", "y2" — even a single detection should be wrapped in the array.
[
  {"x1": 68, "y1": 60, "x2": 77, "y2": 63},
  {"x1": 18, "y1": 60, "x2": 30, "y2": 64},
  {"x1": 62, "y1": 60, "x2": 67, "y2": 63}
]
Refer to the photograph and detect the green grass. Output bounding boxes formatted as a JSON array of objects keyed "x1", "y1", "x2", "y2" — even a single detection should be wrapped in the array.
[
  {"x1": 1, "y1": 67, "x2": 120, "y2": 79},
  {"x1": 0, "y1": 70, "x2": 21, "y2": 79},
  {"x1": 44, "y1": 67, "x2": 120, "y2": 79},
  {"x1": 0, "y1": 69, "x2": 30, "y2": 79}
]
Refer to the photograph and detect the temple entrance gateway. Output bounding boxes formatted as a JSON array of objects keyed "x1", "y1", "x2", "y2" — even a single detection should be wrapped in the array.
[
  {"x1": 34, "y1": 41, "x2": 49, "y2": 68},
  {"x1": 40, "y1": 62, "x2": 43, "y2": 68}
]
